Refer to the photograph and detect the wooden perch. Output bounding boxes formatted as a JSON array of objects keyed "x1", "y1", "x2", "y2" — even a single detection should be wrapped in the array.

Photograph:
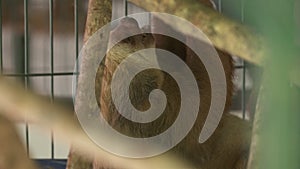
[
  {"x1": 83, "y1": 0, "x2": 112, "y2": 43},
  {"x1": 0, "y1": 80, "x2": 195, "y2": 168},
  {"x1": 128, "y1": 0, "x2": 266, "y2": 66},
  {"x1": 67, "y1": 0, "x2": 112, "y2": 168}
]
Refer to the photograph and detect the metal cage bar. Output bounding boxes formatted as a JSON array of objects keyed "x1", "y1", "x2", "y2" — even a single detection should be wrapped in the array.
[
  {"x1": 242, "y1": 61, "x2": 246, "y2": 119},
  {"x1": 0, "y1": 0, "x2": 2, "y2": 73},
  {"x1": 241, "y1": 0, "x2": 247, "y2": 120},
  {"x1": 125, "y1": 0, "x2": 128, "y2": 16},
  {"x1": 24, "y1": 0, "x2": 30, "y2": 156},
  {"x1": 49, "y1": 0, "x2": 55, "y2": 159},
  {"x1": 75, "y1": 0, "x2": 79, "y2": 74},
  {"x1": 3, "y1": 72, "x2": 78, "y2": 77}
]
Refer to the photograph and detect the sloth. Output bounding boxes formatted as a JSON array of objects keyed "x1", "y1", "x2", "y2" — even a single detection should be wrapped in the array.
[{"x1": 92, "y1": 15, "x2": 252, "y2": 169}]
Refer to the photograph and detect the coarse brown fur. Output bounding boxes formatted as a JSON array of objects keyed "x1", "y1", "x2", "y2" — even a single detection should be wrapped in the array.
[{"x1": 93, "y1": 15, "x2": 251, "y2": 169}]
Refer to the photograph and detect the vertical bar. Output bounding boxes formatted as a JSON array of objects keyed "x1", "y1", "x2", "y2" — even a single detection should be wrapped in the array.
[
  {"x1": 112, "y1": 0, "x2": 126, "y2": 20},
  {"x1": 24, "y1": 0, "x2": 30, "y2": 156},
  {"x1": 111, "y1": 0, "x2": 126, "y2": 29},
  {"x1": 241, "y1": 0, "x2": 244, "y2": 23},
  {"x1": 74, "y1": 0, "x2": 78, "y2": 74},
  {"x1": 241, "y1": 0, "x2": 246, "y2": 120},
  {"x1": 0, "y1": 0, "x2": 2, "y2": 73},
  {"x1": 218, "y1": 0, "x2": 222, "y2": 12},
  {"x1": 242, "y1": 61, "x2": 246, "y2": 119},
  {"x1": 49, "y1": 0, "x2": 54, "y2": 159},
  {"x1": 125, "y1": 0, "x2": 128, "y2": 16}
]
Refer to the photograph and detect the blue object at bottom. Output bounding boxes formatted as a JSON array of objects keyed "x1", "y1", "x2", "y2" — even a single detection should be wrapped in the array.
[{"x1": 35, "y1": 160, "x2": 67, "y2": 169}]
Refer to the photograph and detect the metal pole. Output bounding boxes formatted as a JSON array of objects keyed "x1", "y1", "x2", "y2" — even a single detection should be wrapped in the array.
[{"x1": 49, "y1": 0, "x2": 55, "y2": 159}]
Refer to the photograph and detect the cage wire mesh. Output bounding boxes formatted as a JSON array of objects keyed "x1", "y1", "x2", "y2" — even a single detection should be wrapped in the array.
[{"x1": 0, "y1": 0, "x2": 253, "y2": 161}]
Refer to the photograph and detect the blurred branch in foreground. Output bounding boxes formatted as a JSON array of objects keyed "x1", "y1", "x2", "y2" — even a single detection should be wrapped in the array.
[
  {"x1": 0, "y1": 114, "x2": 38, "y2": 169},
  {"x1": 128, "y1": 0, "x2": 300, "y2": 88},
  {"x1": 128, "y1": 0, "x2": 265, "y2": 66},
  {"x1": 0, "y1": 77, "x2": 195, "y2": 169}
]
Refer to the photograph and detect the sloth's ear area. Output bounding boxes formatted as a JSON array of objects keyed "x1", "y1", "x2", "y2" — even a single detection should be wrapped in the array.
[
  {"x1": 108, "y1": 17, "x2": 142, "y2": 46},
  {"x1": 118, "y1": 17, "x2": 141, "y2": 34}
]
